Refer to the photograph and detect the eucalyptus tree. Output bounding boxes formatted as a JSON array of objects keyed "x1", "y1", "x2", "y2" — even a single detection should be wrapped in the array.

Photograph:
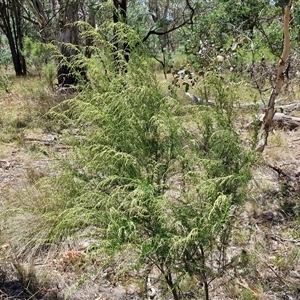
[
  {"x1": 0, "y1": 0, "x2": 27, "y2": 75},
  {"x1": 179, "y1": 0, "x2": 270, "y2": 64},
  {"x1": 256, "y1": 0, "x2": 293, "y2": 152},
  {"x1": 219, "y1": 0, "x2": 289, "y2": 59},
  {"x1": 19, "y1": 0, "x2": 198, "y2": 81},
  {"x1": 128, "y1": 0, "x2": 196, "y2": 73},
  {"x1": 22, "y1": 0, "x2": 84, "y2": 85},
  {"x1": 109, "y1": 0, "x2": 196, "y2": 72}
]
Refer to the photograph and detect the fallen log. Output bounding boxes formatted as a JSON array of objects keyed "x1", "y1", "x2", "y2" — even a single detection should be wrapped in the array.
[
  {"x1": 235, "y1": 99, "x2": 284, "y2": 110},
  {"x1": 246, "y1": 112, "x2": 300, "y2": 129},
  {"x1": 185, "y1": 92, "x2": 215, "y2": 106},
  {"x1": 276, "y1": 101, "x2": 300, "y2": 112},
  {"x1": 233, "y1": 99, "x2": 300, "y2": 112},
  {"x1": 259, "y1": 112, "x2": 300, "y2": 129},
  {"x1": 186, "y1": 92, "x2": 300, "y2": 113}
]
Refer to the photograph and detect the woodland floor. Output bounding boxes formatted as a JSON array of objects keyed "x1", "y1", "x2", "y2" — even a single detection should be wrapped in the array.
[{"x1": 0, "y1": 75, "x2": 300, "y2": 300}]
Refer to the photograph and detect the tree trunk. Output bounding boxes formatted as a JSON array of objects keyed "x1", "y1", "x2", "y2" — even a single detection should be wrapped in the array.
[
  {"x1": 199, "y1": 245, "x2": 210, "y2": 300},
  {"x1": 113, "y1": 0, "x2": 129, "y2": 69},
  {"x1": 57, "y1": 0, "x2": 86, "y2": 86},
  {"x1": 14, "y1": 3, "x2": 27, "y2": 75},
  {"x1": 85, "y1": 4, "x2": 96, "y2": 58},
  {"x1": 256, "y1": 0, "x2": 292, "y2": 152},
  {"x1": 0, "y1": 1, "x2": 27, "y2": 76},
  {"x1": 164, "y1": 272, "x2": 180, "y2": 300},
  {"x1": 6, "y1": 26, "x2": 25, "y2": 76},
  {"x1": 24, "y1": 0, "x2": 86, "y2": 86}
]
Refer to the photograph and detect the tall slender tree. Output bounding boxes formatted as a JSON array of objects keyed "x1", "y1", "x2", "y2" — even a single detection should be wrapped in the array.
[
  {"x1": 256, "y1": 0, "x2": 293, "y2": 152},
  {"x1": 56, "y1": 0, "x2": 83, "y2": 86},
  {"x1": 0, "y1": 0, "x2": 27, "y2": 76},
  {"x1": 113, "y1": 0, "x2": 129, "y2": 68}
]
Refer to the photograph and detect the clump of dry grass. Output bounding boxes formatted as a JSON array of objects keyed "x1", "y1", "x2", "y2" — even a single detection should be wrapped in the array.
[{"x1": 0, "y1": 74, "x2": 73, "y2": 140}]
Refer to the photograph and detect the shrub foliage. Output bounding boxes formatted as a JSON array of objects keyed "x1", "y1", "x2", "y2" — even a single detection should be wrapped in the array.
[{"x1": 25, "y1": 23, "x2": 254, "y2": 299}]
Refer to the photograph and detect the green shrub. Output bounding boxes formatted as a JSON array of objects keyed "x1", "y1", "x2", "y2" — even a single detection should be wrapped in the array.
[
  {"x1": 43, "y1": 62, "x2": 57, "y2": 90},
  {"x1": 13, "y1": 23, "x2": 255, "y2": 300},
  {"x1": 0, "y1": 72, "x2": 12, "y2": 93},
  {"x1": 0, "y1": 36, "x2": 11, "y2": 70},
  {"x1": 23, "y1": 37, "x2": 55, "y2": 78}
]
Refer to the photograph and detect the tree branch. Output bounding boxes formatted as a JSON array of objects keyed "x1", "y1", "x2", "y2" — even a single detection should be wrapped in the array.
[{"x1": 142, "y1": 0, "x2": 195, "y2": 43}]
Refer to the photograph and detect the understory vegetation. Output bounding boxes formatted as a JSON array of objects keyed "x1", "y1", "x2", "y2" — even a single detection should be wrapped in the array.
[{"x1": 0, "y1": 2, "x2": 300, "y2": 300}]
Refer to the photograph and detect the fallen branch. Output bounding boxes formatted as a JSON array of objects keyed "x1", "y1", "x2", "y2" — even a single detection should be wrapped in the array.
[
  {"x1": 245, "y1": 112, "x2": 300, "y2": 129},
  {"x1": 235, "y1": 98, "x2": 282, "y2": 109},
  {"x1": 186, "y1": 92, "x2": 300, "y2": 114},
  {"x1": 276, "y1": 101, "x2": 300, "y2": 112},
  {"x1": 260, "y1": 112, "x2": 300, "y2": 129},
  {"x1": 236, "y1": 99, "x2": 300, "y2": 112},
  {"x1": 185, "y1": 92, "x2": 215, "y2": 106},
  {"x1": 267, "y1": 163, "x2": 299, "y2": 195}
]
